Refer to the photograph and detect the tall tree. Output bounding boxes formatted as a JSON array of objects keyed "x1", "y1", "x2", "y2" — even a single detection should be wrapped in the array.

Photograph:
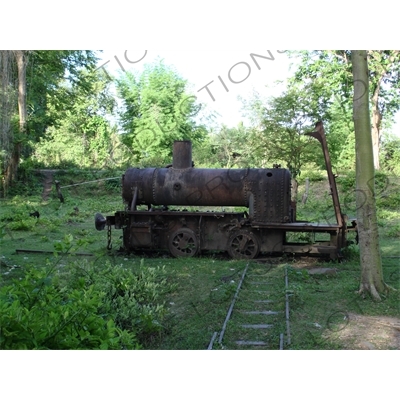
[
  {"x1": 117, "y1": 60, "x2": 206, "y2": 166},
  {"x1": 290, "y1": 50, "x2": 400, "y2": 169},
  {"x1": 32, "y1": 70, "x2": 118, "y2": 169},
  {"x1": 352, "y1": 50, "x2": 388, "y2": 301},
  {"x1": 26, "y1": 50, "x2": 99, "y2": 143},
  {"x1": 0, "y1": 50, "x2": 99, "y2": 194},
  {"x1": 194, "y1": 123, "x2": 253, "y2": 169},
  {"x1": 0, "y1": 51, "x2": 17, "y2": 195},
  {"x1": 11, "y1": 51, "x2": 28, "y2": 181},
  {"x1": 243, "y1": 88, "x2": 321, "y2": 200},
  {"x1": 0, "y1": 51, "x2": 28, "y2": 193}
]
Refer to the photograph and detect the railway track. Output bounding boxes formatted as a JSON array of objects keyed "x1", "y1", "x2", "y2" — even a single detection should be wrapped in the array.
[{"x1": 208, "y1": 263, "x2": 291, "y2": 350}]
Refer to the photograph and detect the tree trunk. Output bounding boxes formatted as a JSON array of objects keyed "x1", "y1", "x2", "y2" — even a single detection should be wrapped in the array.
[
  {"x1": 351, "y1": 50, "x2": 387, "y2": 301},
  {"x1": 0, "y1": 51, "x2": 15, "y2": 196},
  {"x1": 9, "y1": 50, "x2": 28, "y2": 183},
  {"x1": 301, "y1": 177, "x2": 310, "y2": 204},
  {"x1": 291, "y1": 178, "x2": 299, "y2": 203},
  {"x1": 371, "y1": 87, "x2": 381, "y2": 170}
]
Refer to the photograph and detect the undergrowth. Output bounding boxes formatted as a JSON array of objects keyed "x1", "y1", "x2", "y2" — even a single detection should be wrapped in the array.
[{"x1": 0, "y1": 236, "x2": 175, "y2": 350}]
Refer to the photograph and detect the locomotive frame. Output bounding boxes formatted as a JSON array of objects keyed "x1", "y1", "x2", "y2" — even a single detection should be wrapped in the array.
[{"x1": 96, "y1": 122, "x2": 357, "y2": 260}]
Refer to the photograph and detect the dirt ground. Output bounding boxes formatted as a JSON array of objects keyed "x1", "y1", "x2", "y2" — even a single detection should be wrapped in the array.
[
  {"x1": 39, "y1": 169, "x2": 56, "y2": 201},
  {"x1": 325, "y1": 313, "x2": 400, "y2": 350},
  {"x1": 293, "y1": 259, "x2": 400, "y2": 350}
]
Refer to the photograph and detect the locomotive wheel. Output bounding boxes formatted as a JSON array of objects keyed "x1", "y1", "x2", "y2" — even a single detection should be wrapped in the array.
[
  {"x1": 168, "y1": 228, "x2": 199, "y2": 258},
  {"x1": 228, "y1": 230, "x2": 260, "y2": 260}
]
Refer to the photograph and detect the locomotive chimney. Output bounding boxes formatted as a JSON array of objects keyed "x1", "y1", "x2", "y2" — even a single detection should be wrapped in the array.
[{"x1": 172, "y1": 140, "x2": 192, "y2": 169}]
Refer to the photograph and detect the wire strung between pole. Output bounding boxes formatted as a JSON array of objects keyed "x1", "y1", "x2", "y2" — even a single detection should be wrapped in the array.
[{"x1": 60, "y1": 176, "x2": 120, "y2": 189}]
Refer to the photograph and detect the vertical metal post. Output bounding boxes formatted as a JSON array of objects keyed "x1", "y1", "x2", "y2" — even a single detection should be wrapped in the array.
[{"x1": 173, "y1": 140, "x2": 192, "y2": 169}]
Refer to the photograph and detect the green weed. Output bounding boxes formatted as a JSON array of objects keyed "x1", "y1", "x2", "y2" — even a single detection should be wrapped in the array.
[{"x1": 386, "y1": 224, "x2": 400, "y2": 238}]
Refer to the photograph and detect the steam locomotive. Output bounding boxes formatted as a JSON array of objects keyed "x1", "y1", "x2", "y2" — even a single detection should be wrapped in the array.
[{"x1": 96, "y1": 122, "x2": 357, "y2": 259}]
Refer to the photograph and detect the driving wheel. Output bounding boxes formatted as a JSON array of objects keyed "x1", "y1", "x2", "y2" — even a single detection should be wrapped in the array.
[
  {"x1": 168, "y1": 228, "x2": 199, "y2": 257},
  {"x1": 228, "y1": 230, "x2": 259, "y2": 260}
]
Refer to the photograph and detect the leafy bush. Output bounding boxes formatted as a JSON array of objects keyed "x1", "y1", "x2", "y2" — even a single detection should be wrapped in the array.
[
  {"x1": 337, "y1": 171, "x2": 356, "y2": 192},
  {"x1": 7, "y1": 219, "x2": 36, "y2": 231},
  {"x1": 0, "y1": 236, "x2": 174, "y2": 349},
  {"x1": 374, "y1": 171, "x2": 390, "y2": 193},
  {"x1": 386, "y1": 224, "x2": 400, "y2": 238},
  {"x1": 341, "y1": 244, "x2": 360, "y2": 261},
  {"x1": 7, "y1": 167, "x2": 43, "y2": 197},
  {"x1": 377, "y1": 209, "x2": 400, "y2": 220},
  {"x1": 376, "y1": 190, "x2": 400, "y2": 209},
  {"x1": 66, "y1": 259, "x2": 173, "y2": 345},
  {"x1": 0, "y1": 205, "x2": 38, "y2": 231},
  {"x1": 298, "y1": 169, "x2": 326, "y2": 184},
  {"x1": 381, "y1": 137, "x2": 400, "y2": 175},
  {"x1": 0, "y1": 265, "x2": 138, "y2": 350}
]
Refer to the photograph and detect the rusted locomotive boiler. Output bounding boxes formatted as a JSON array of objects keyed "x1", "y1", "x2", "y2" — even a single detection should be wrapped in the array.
[{"x1": 96, "y1": 122, "x2": 357, "y2": 259}]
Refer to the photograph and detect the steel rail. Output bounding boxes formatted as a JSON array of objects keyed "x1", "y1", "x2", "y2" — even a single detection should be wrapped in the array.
[
  {"x1": 285, "y1": 266, "x2": 291, "y2": 345},
  {"x1": 279, "y1": 333, "x2": 284, "y2": 350},
  {"x1": 207, "y1": 332, "x2": 218, "y2": 350},
  {"x1": 217, "y1": 263, "x2": 249, "y2": 345}
]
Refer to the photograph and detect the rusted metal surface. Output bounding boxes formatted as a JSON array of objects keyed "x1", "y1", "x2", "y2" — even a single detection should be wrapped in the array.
[
  {"x1": 16, "y1": 249, "x2": 93, "y2": 256},
  {"x1": 123, "y1": 167, "x2": 292, "y2": 223},
  {"x1": 306, "y1": 121, "x2": 347, "y2": 249},
  {"x1": 99, "y1": 122, "x2": 357, "y2": 260},
  {"x1": 173, "y1": 140, "x2": 192, "y2": 169}
]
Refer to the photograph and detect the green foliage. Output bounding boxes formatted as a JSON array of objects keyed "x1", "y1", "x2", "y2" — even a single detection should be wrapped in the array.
[
  {"x1": 290, "y1": 51, "x2": 400, "y2": 120},
  {"x1": 242, "y1": 87, "x2": 322, "y2": 178},
  {"x1": 376, "y1": 190, "x2": 400, "y2": 209},
  {"x1": 324, "y1": 98, "x2": 355, "y2": 171},
  {"x1": 0, "y1": 264, "x2": 138, "y2": 350},
  {"x1": 297, "y1": 168, "x2": 326, "y2": 184},
  {"x1": 1, "y1": 167, "x2": 399, "y2": 350},
  {"x1": 288, "y1": 50, "x2": 400, "y2": 171},
  {"x1": 337, "y1": 171, "x2": 356, "y2": 192},
  {"x1": 286, "y1": 232, "x2": 314, "y2": 243},
  {"x1": 116, "y1": 60, "x2": 207, "y2": 165},
  {"x1": 1, "y1": 50, "x2": 104, "y2": 193},
  {"x1": 341, "y1": 244, "x2": 360, "y2": 261},
  {"x1": 0, "y1": 251, "x2": 174, "y2": 349},
  {"x1": 6, "y1": 165, "x2": 43, "y2": 197},
  {"x1": 386, "y1": 224, "x2": 400, "y2": 238},
  {"x1": 31, "y1": 70, "x2": 121, "y2": 169},
  {"x1": 0, "y1": 202, "x2": 39, "y2": 231},
  {"x1": 65, "y1": 259, "x2": 173, "y2": 344},
  {"x1": 193, "y1": 123, "x2": 254, "y2": 168},
  {"x1": 377, "y1": 208, "x2": 400, "y2": 221},
  {"x1": 26, "y1": 51, "x2": 99, "y2": 143},
  {"x1": 337, "y1": 170, "x2": 400, "y2": 211},
  {"x1": 381, "y1": 136, "x2": 400, "y2": 175}
]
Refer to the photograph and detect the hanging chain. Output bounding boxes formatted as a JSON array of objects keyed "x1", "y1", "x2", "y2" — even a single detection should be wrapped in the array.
[{"x1": 107, "y1": 225, "x2": 112, "y2": 250}]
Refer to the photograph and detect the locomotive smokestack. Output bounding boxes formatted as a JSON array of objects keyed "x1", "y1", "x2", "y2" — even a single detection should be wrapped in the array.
[{"x1": 173, "y1": 140, "x2": 192, "y2": 169}]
